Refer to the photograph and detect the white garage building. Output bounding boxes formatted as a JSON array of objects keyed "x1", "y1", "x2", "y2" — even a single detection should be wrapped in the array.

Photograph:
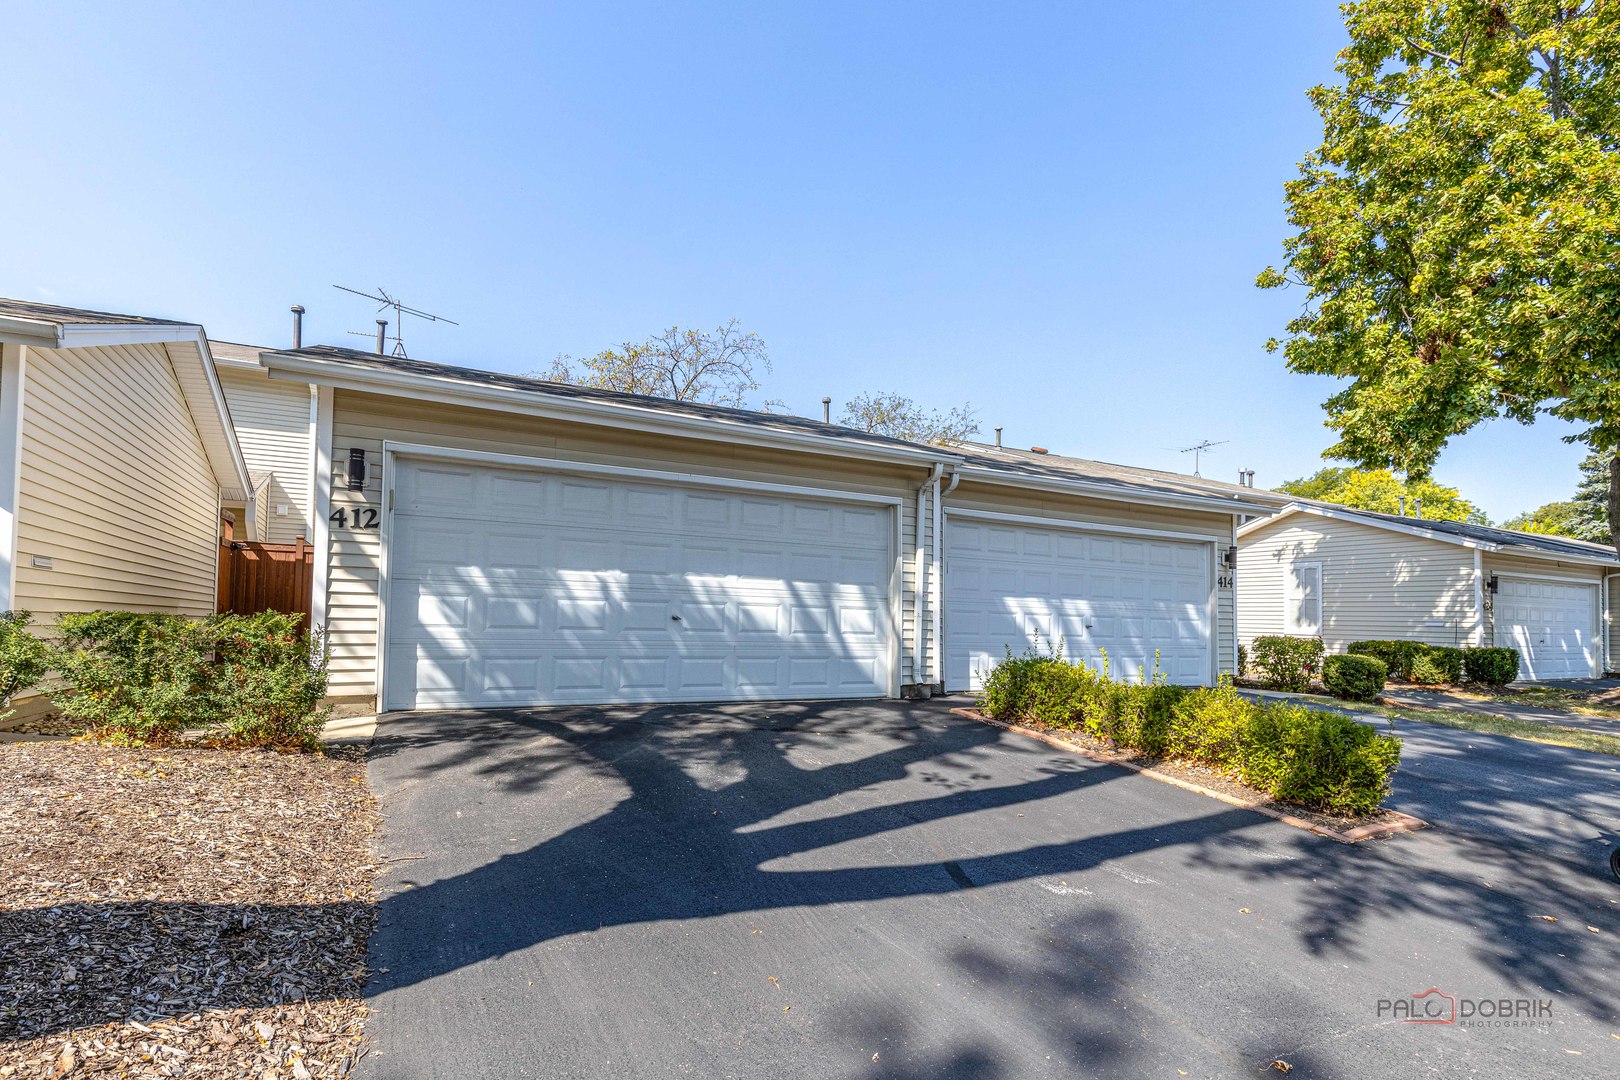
[
  {"x1": 1237, "y1": 503, "x2": 1620, "y2": 681},
  {"x1": 257, "y1": 345, "x2": 1264, "y2": 711}
]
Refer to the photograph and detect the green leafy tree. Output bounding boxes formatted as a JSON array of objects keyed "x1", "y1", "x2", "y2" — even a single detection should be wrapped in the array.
[
  {"x1": 1258, "y1": 1, "x2": 1620, "y2": 543},
  {"x1": 839, "y1": 392, "x2": 979, "y2": 445},
  {"x1": 1278, "y1": 466, "x2": 1488, "y2": 524},
  {"x1": 1503, "y1": 449, "x2": 1612, "y2": 539}
]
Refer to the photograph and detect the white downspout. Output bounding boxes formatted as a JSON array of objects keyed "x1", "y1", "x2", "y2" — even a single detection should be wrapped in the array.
[
  {"x1": 914, "y1": 463, "x2": 943, "y2": 692},
  {"x1": 1473, "y1": 548, "x2": 1486, "y2": 648},
  {"x1": 1603, "y1": 571, "x2": 1618, "y2": 675},
  {"x1": 1229, "y1": 514, "x2": 1240, "y2": 678},
  {"x1": 933, "y1": 466, "x2": 961, "y2": 688},
  {"x1": 0, "y1": 344, "x2": 26, "y2": 612}
]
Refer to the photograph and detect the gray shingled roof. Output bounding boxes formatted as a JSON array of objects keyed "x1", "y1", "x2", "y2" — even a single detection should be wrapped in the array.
[
  {"x1": 271, "y1": 344, "x2": 951, "y2": 456},
  {"x1": 1279, "y1": 501, "x2": 1620, "y2": 564},
  {"x1": 0, "y1": 297, "x2": 196, "y2": 328},
  {"x1": 949, "y1": 442, "x2": 1283, "y2": 508}
]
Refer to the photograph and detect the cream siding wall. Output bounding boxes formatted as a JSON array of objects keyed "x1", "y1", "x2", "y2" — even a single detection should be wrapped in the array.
[
  {"x1": 323, "y1": 390, "x2": 929, "y2": 702},
  {"x1": 217, "y1": 366, "x2": 313, "y2": 543},
  {"x1": 13, "y1": 343, "x2": 220, "y2": 618},
  {"x1": 944, "y1": 481, "x2": 1239, "y2": 681},
  {"x1": 1609, "y1": 575, "x2": 1620, "y2": 674},
  {"x1": 1237, "y1": 516, "x2": 1477, "y2": 652}
]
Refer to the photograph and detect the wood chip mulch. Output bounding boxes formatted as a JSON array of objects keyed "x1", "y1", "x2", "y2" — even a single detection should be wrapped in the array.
[{"x1": 0, "y1": 742, "x2": 378, "y2": 1079}]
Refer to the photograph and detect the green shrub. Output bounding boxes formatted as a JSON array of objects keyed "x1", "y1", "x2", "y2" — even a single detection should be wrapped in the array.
[
  {"x1": 979, "y1": 645, "x2": 1059, "y2": 721},
  {"x1": 1249, "y1": 635, "x2": 1325, "y2": 692},
  {"x1": 1409, "y1": 646, "x2": 1463, "y2": 685},
  {"x1": 0, "y1": 611, "x2": 51, "y2": 721},
  {"x1": 1167, "y1": 680, "x2": 1253, "y2": 764},
  {"x1": 1322, "y1": 654, "x2": 1387, "y2": 702},
  {"x1": 1104, "y1": 683, "x2": 1187, "y2": 754},
  {"x1": 1238, "y1": 702, "x2": 1400, "y2": 817},
  {"x1": 1346, "y1": 640, "x2": 1422, "y2": 681},
  {"x1": 1236, "y1": 643, "x2": 1249, "y2": 678},
  {"x1": 1464, "y1": 647, "x2": 1520, "y2": 686},
  {"x1": 209, "y1": 612, "x2": 332, "y2": 749},
  {"x1": 51, "y1": 612, "x2": 218, "y2": 744}
]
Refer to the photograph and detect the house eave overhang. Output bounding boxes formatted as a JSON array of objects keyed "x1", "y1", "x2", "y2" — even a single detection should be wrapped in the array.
[
  {"x1": 260, "y1": 350, "x2": 963, "y2": 471},
  {"x1": 953, "y1": 464, "x2": 1274, "y2": 517}
]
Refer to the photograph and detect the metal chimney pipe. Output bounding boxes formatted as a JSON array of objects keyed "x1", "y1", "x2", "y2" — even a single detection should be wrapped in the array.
[
  {"x1": 375, "y1": 319, "x2": 388, "y2": 356},
  {"x1": 822, "y1": 396, "x2": 831, "y2": 423},
  {"x1": 1237, "y1": 470, "x2": 1246, "y2": 487},
  {"x1": 994, "y1": 426, "x2": 1003, "y2": 448},
  {"x1": 1398, "y1": 495, "x2": 1407, "y2": 516},
  {"x1": 1413, "y1": 497, "x2": 1423, "y2": 519},
  {"x1": 290, "y1": 305, "x2": 305, "y2": 348}
]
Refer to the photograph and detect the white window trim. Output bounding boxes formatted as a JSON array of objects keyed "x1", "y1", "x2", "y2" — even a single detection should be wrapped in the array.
[
  {"x1": 940, "y1": 506, "x2": 1221, "y2": 688},
  {"x1": 1284, "y1": 561, "x2": 1323, "y2": 637},
  {"x1": 375, "y1": 440, "x2": 906, "y2": 710},
  {"x1": 309, "y1": 387, "x2": 334, "y2": 638}
]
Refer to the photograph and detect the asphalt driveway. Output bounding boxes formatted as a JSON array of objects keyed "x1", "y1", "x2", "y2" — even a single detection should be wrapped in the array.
[{"x1": 362, "y1": 700, "x2": 1620, "y2": 1079}]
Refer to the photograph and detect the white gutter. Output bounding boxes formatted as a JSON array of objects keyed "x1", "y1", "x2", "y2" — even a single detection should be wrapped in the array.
[
  {"x1": 932, "y1": 466, "x2": 962, "y2": 687},
  {"x1": 262, "y1": 352, "x2": 962, "y2": 471},
  {"x1": 914, "y1": 463, "x2": 942, "y2": 689}
]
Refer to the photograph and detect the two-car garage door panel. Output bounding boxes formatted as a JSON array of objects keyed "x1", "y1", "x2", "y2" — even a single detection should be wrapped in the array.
[
  {"x1": 385, "y1": 460, "x2": 893, "y2": 709},
  {"x1": 947, "y1": 519, "x2": 1212, "y2": 690}
]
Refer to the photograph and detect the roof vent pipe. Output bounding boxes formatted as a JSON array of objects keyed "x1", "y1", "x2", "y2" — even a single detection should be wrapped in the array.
[
  {"x1": 994, "y1": 426, "x2": 1003, "y2": 448},
  {"x1": 822, "y1": 396, "x2": 831, "y2": 423},
  {"x1": 1413, "y1": 497, "x2": 1423, "y2": 519},
  {"x1": 290, "y1": 305, "x2": 305, "y2": 349},
  {"x1": 375, "y1": 319, "x2": 388, "y2": 356},
  {"x1": 1398, "y1": 495, "x2": 1407, "y2": 516}
]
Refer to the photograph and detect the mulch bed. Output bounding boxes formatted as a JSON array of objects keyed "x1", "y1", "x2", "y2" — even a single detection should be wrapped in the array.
[
  {"x1": 952, "y1": 708, "x2": 1421, "y2": 843},
  {"x1": 0, "y1": 742, "x2": 378, "y2": 1078}
]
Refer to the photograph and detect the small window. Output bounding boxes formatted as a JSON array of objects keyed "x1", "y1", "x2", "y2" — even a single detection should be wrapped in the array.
[{"x1": 1286, "y1": 562, "x2": 1322, "y2": 636}]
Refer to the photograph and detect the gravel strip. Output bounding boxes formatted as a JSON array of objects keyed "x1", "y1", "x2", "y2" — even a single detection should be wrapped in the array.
[{"x1": 0, "y1": 742, "x2": 377, "y2": 1078}]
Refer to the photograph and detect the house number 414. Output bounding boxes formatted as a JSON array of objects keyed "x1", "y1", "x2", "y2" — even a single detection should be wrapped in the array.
[{"x1": 330, "y1": 507, "x2": 380, "y2": 529}]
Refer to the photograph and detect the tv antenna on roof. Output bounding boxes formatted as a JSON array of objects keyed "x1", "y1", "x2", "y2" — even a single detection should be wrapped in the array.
[
  {"x1": 334, "y1": 285, "x2": 458, "y2": 358},
  {"x1": 1177, "y1": 439, "x2": 1227, "y2": 477}
]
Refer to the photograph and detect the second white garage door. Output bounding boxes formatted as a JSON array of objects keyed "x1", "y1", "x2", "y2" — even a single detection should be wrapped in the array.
[
  {"x1": 1493, "y1": 577, "x2": 1598, "y2": 680},
  {"x1": 383, "y1": 456, "x2": 895, "y2": 710},
  {"x1": 945, "y1": 516, "x2": 1213, "y2": 690}
]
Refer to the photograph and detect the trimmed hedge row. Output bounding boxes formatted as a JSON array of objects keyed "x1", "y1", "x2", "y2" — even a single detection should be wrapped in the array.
[
  {"x1": 1347, "y1": 641, "x2": 1519, "y2": 686},
  {"x1": 980, "y1": 650, "x2": 1400, "y2": 817},
  {"x1": 1322, "y1": 653, "x2": 1387, "y2": 701},
  {"x1": 1248, "y1": 635, "x2": 1325, "y2": 693},
  {"x1": 1, "y1": 609, "x2": 331, "y2": 748}
]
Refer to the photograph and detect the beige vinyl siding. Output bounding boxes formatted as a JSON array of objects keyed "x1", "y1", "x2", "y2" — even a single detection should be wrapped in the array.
[
  {"x1": 13, "y1": 343, "x2": 220, "y2": 618},
  {"x1": 1237, "y1": 515, "x2": 1476, "y2": 652},
  {"x1": 945, "y1": 481, "x2": 1237, "y2": 680},
  {"x1": 1609, "y1": 575, "x2": 1620, "y2": 674},
  {"x1": 324, "y1": 389, "x2": 926, "y2": 701},
  {"x1": 217, "y1": 366, "x2": 313, "y2": 543}
]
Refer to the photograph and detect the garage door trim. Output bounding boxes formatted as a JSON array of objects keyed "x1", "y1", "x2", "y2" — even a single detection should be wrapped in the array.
[
  {"x1": 942, "y1": 507, "x2": 1221, "y2": 689},
  {"x1": 1491, "y1": 571, "x2": 1601, "y2": 680},
  {"x1": 376, "y1": 440, "x2": 905, "y2": 709}
]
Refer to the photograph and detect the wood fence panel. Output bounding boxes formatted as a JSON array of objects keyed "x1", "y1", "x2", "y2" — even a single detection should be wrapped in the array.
[{"x1": 217, "y1": 536, "x2": 314, "y2": 629}]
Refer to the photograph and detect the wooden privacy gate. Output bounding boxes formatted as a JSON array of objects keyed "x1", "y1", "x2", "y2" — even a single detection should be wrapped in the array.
[{"x1": 218, "y1": 536, "x2": 315, "y2": 629}]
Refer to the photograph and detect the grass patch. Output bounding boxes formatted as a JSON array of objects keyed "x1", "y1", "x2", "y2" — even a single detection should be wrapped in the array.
[
  {"x1": 1341, "y1": 701, "x2": 1620, "y2": 758},
  {"x1": 1435, "y1": 684, "x2": 1620, "y2": 719}
]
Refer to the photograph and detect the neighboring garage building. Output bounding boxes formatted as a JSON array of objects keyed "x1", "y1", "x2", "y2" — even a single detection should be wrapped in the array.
[
  {"x1": 211, "y1": 340, "x2": 316, "y2": 543},
  {"x1": 257, "y1": 345, "x2": 1263, "y2": 711},
  {"x1": 1237, "y1": 503, "x2": 1620, "y2": 680}
]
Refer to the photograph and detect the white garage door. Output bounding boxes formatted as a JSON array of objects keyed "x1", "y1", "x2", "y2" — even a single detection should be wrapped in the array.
[
  {"x1": 945, "y1": 516, "x2": 1213, "y2": 691},
  {"x1": 1493, "y1": 577, "x2": 1597, "y2": 680},
  {"x1": 383, "y1": 457, "x2": 895, "y2": 710}
]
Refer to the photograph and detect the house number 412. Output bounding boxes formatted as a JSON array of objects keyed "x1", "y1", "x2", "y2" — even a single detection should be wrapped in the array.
[{"x1": 330, "y1": 507, "x2": 380, "y2": 529}]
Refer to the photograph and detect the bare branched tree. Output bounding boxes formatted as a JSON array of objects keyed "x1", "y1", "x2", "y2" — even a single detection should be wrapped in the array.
[
  {"x1": 542, "y1": 320, "x2": 769, "y2": 408},
  {"x1": 839, "y1": 392, "x2": 979, "y2": 446}
]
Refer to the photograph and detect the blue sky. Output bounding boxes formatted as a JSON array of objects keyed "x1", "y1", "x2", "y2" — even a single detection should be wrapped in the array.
[{"x1": 0, "y1": 1, "x2": 1584, "y2": 521}]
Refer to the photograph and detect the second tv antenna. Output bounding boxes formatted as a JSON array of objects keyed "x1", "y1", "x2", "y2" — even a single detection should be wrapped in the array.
[
  {"x1": 335, "y1": 285, "x2": 458, "y2": 358},
  {"x1": 1178, "y1": 439, "x2": 1227, "y2": 477}
]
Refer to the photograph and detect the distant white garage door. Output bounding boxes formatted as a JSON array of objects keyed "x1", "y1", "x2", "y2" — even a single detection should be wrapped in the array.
[
  {"x1": 383, "y1": 457, "x2": 895, "y2": 710},
  {"x1": 1493, "y1": 577, "x2": 1598, "y2": 681},
  {"x1": 945, "y1": 516, "x2": 1213, "y2": 691}
]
